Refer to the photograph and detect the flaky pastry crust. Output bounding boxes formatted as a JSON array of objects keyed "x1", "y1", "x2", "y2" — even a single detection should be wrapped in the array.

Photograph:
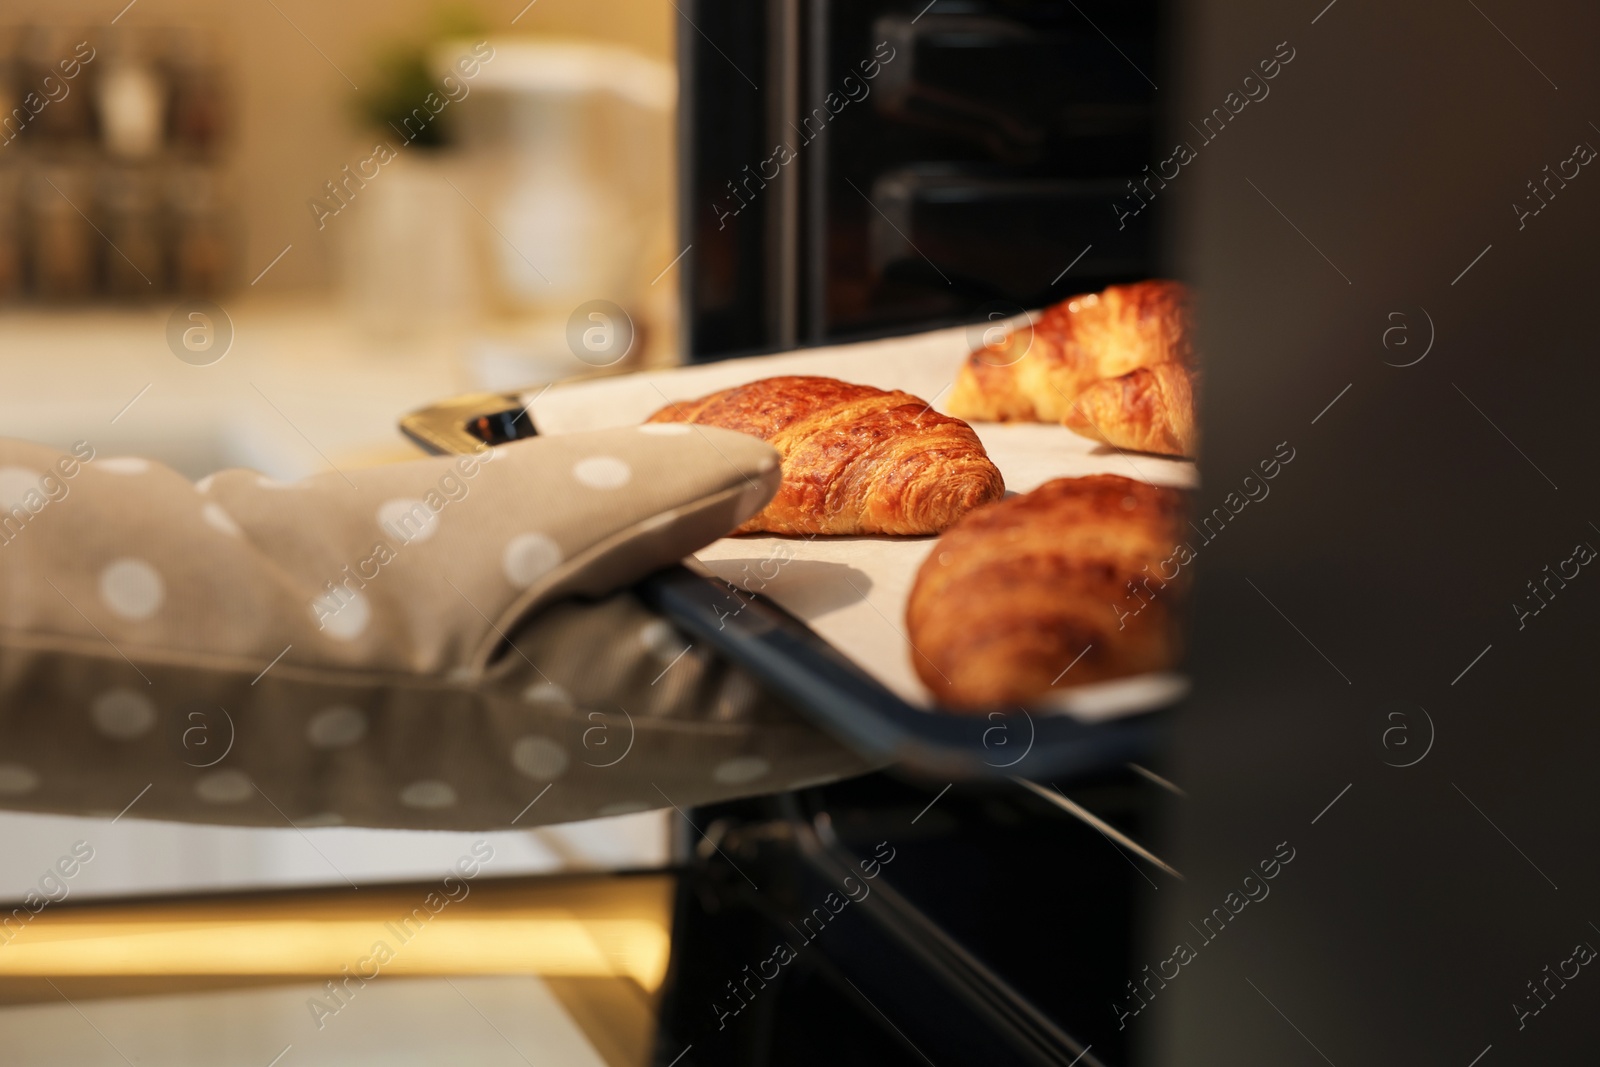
[
  {"x1": 947, "y1": 279, "x2": 1195, "y2": 424},
  {"x1": 906, "y1": 474, "x2": 1188, "y2": 709},
  {"x1": 646, "y1": 376, "x2": 1005, "y2": 536}
]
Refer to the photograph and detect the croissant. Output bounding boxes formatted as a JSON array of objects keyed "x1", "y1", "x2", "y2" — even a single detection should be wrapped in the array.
[
  {"x1": 906, "y1": 474, "x2": 1188, "y2": 709},
  {"x1": 644, "y1": 376, "x2": 1005, "y2": 536},
  {"x1": 946, "y1": 279, "x2": 1194, "y2": 423},
  {"x1": 1063, "y1": 361, "x2": 1198, "y2": 457}
]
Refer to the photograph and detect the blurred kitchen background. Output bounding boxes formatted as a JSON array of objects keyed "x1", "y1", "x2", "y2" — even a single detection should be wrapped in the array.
[
  {"x1": 0, "y1": 0, "x2": 678, "y2": 464},
  {"x1": 0, "y1": 0, "x2": 679, "y2": 899}
]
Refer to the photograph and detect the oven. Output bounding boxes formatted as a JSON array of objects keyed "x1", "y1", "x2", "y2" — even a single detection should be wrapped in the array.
[
  {"x1": 662, "y1": 3, "x2": 1181, "y2": 1063},
  {"x1": 679, "y1": 0, "x2": 1170, "y2": 359}
]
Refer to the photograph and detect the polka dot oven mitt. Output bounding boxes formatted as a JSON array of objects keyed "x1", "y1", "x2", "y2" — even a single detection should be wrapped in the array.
[{"x1": 0, "y1": 428, "x2": 877, "y2": 828}]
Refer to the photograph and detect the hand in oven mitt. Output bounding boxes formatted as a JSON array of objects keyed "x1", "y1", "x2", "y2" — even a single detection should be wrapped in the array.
[{"x1": 0, "y1": 428, "x2": 875, "y2": 830}]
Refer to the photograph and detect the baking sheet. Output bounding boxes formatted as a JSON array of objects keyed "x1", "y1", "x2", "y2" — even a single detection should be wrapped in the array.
[{"x1": 526, "y1": 324, "x2": 1198, "y2": 712}]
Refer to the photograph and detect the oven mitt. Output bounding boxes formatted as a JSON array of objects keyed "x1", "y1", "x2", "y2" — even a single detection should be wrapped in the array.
[{"x1": 0, "y1": 430, "x2": 877, "y2": 830}]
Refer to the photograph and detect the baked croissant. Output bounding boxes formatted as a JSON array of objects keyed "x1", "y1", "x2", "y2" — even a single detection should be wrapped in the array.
[
  {"x1": 906, "y1": 474, "x2": 1188, "y2": 709},
  {"x1": 644, "y1": 376, "x2": 1005, "y2": 536},
  {"x1": 946, "y1": 279, "x2": 1194, "y2": 423},
  {"x1": 1063, "y1": 361, "x2": 1198, "y2": 457}
]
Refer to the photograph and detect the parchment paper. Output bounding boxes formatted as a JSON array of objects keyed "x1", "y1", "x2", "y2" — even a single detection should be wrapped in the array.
[{"x1": 526, "y1": 325, "x2": 1198, "y2": 714}]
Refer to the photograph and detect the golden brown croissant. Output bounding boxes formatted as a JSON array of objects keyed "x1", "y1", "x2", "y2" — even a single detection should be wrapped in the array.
[
  {"x1": 906, "y1": 474, "x2": 1188, "y2": 709},
  {"x1": 946, "y1": 279, "x2": 1194, "y2": 423},
  {"x1": 1063, "y1": 361, "x2": 1198, "y2": 457},
  {"x1": 644, "y1": 375, "x2": 1005, "y2": 536}
]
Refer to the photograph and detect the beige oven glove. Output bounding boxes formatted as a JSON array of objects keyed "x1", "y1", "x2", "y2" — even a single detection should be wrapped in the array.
[{"x1": 0, "y1": 429, "x2": 875, "y2": 830}]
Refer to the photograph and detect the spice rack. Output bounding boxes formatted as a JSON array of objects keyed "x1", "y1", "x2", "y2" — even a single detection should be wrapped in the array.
[{"x1": 0, "y1": 22, "x2": 233, "y2": 302}]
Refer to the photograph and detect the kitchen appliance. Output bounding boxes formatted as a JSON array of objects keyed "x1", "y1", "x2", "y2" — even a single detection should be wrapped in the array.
[
  {"x1": 678, "y1": 0, "x2": 1166, "y2": 359},
  {"x1": 662, "y1": 3, "x2": 1178, "y2": 1061}
]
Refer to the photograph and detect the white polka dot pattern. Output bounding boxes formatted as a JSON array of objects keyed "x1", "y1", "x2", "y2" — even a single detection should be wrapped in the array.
[
  {"x1": 0, "y1": 764, "x2": 39, "y2": 795},
  {"x1": 0, "y1": 467, "x2": 44, "y2": 509},
  {"x1": 639, "y1": 619, "x2": 687, "y2": 663},
  {"x1": 300, "y1": 812, "x2": 346, "y2": 828},
  {"x1": 378, "y1": 498, "x2": 439, "y2": 544},
  {"x1": 306, "y1": 706, "x2": 367, "y2": 748},
  {"x1": 503, "y1": 533, "x2": 563, "y2": 588},
  {"x1": 400, "y1": 780, "x2": 457, "y2": 809},
  {"x1": 99, "y1": 559, "x2": 165, "y2": 620},
  {"x1": 522, "y1": 682, "x2": 575, "y2": 709},
  {"x1": 316, "y1": 592, "x2": 371, "y2": 641},
  {"x1": 92, "y1": 690, "x2": 157, "y2": 739},
  {"x1": 196, "y1": 770, "x2": 253, "y2": 804},
  {"x1": 511, "y1": 736, "x2": 570, "y2": 781},
  {"x1": 572, "y1": 456, "x2": 632, "y2": 489},
  {"x1": 712, "y1": 756, "x2": 770, "y2": 785},
  {"x1": 0, "y1": 424, "x2": 864, "y2": 828}
]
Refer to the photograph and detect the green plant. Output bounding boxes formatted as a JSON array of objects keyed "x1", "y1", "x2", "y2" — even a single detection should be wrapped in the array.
[{"x1": 357, "y1": 5, "x2": 489, "y2": 149}]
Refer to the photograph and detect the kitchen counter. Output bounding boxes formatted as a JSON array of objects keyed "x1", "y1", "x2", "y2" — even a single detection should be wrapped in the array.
[{"x1": 0, "y1": 298, "x2": 480, "y2": 480}]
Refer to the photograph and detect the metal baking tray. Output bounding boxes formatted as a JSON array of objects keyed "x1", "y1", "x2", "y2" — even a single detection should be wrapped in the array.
[{"x1": 401, "y1": 389, "x2": 1172, "y2": 783}]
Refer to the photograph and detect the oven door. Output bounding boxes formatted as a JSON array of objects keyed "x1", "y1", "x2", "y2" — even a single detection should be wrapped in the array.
[{"x1": 680, "y1": 0, "x2": 1168, "y2": 360}]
